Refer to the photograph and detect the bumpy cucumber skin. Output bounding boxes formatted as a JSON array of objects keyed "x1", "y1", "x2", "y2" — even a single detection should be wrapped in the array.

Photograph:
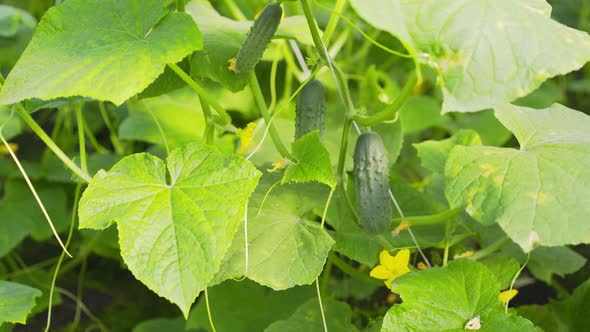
[
  {"x1": 353, "y1": 131, "x2": 392, "y2": 234},
  {"x1": 235, "y1": 3, "x2": 282, "y2": 73},
  {"x1": 295, "y1": 79, "x2": 326, "y2": 140}
]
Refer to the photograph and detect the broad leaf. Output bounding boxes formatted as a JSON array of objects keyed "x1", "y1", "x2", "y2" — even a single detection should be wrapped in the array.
[
  {"x1": 445, "y1": 103, "x2": 590, "y2": 251},
  {"x1": 0, "y1": 0, "x2": 202, "y2": 106},
  {"x1": 132, "y1": 318, "x2": 185, "y2": 332},
  {"x1": 0, "y1": 180, "x2": 67, "y2": 257},
  {"x1": 415, "y1": 129, "x2": 482, "y2": 174},
  {"x1": 186, "y1": 0, "x2": 316, "y2": 92},
  {"x1": 78, "y1": 143, "x2": 261, "y2": 316},
  {"x1": 553, "y1": 279, "x2": 590, "y2": 331},
  {"x1": 0, "y1": 281, "x2": 41, "y2": 325},
  {"x1": 187, "y1": 280, "x2": 314, "y2": 332},
  {"x1": 351, "y1": 0, "x2": 590, "y2": 112},
  {"x1": 264, "y1": 298, "x2": 354, "y2": 332},
  {"x1": 528, "y1": 246, "x2": 586, "y2": 283},
  {"x1": 283, "y1": 131, "x2": 335, "y2": 188},
  {"x1": 119, "y1": 87, "x2": 206, "y2": 149},
  {"x1": 382, "y1": 259, "x2": 535, "y2": 331},
  {"x1": 211, "y1": 176, "x2": 334, "y2": 289}
]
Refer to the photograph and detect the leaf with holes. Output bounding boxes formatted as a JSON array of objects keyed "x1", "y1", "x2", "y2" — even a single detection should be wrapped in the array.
[{"x1": 78, "y1": 143, "x2": 261, "y2": 317}]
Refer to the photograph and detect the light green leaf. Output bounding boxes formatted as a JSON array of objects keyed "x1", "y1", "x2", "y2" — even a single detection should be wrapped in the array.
[
  {"x1": 187, "y1": 280, "x2": 314, "y2": 332},
  {"x1": 382, "y1": 259, "x2": 535, "y2": 332},
  {"x1": 399, "y1": 96, "x2": 444, "y2": 133},
  {"x1": 351, "y1": 0, "x2": 590, "y2": 113},
  {"x1": 0, "y1": 0, "x2": 202, "y2": 106},
  {"x1": 211, "y1": 176, "x2": 334, "y2": 289},
  {"x1": 283, "y1": 131, "x2": 335, "y2": 188},
  {"x1": 415, "y1": 129, "x2": 482, "y2": 174},
  {"x1": 450, "y1": 110, "x2": 512, "y2": 146},
  {"x1": 264, "y1": 298, "x2": 354, "y2": 332},
  {"x1": 480, "y1": 255, "x2": 520, "y2": 289},
  {"x1": 119, "y1": 87, "x2": 205, "y2": 149},
  {"x1": 186, "y1": 0, "x2": 315, "y2": 92},
  {"x1": 0, "y1": 281, "x2": 41, "y2": 325},
  {"x1": 445, "y1": 103, "x2": 590, "y2": 251},
  {"x1": 78, "y1": 143, "x2": 261, "y2": 317}
]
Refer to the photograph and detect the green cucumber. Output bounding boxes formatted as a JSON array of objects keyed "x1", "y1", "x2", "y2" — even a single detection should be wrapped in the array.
[
  {"x1": 230, "y1": 2, "x2": 282, "y2": 74},
  {"x1": 295, "y1": 79, "x2": 326, "y2": 140},
  {"x1": 353, "y1": 131, "x2": 392, "y2": 234}
]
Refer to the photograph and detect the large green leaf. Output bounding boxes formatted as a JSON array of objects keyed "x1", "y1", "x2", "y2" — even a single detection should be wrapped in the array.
[
  {"x1": 382, "y1": 259, "x2": 536, "y2": 332},
  {"x1": 350, "y1": 0, "x2": 590, "y2": 113},
  {"x1": 553, "y1": 279, "x2": 590, "y2": 331},
  {"x1": 264, "y1": 298, "x2": 354, "y2": 332},
  {"x1": 186, "y1": 0, "x2": 315, "y2": 92},
  {"x1": 119, "y1": 87, "x2": 205, "y2": 149},
  {"x1": 0, "y1": 281, "x2": 41, "y2": 325},
  {"x1": 445, "y1": 103, "x2": 590, "y2": 251},
  {"x1": 78, "y1": 143, "x2": 261, "y2": 317},
  {"x1": 0, "y1": 0, "x2": 202, "y2": 106},
  {"x1": 211, "y1": 176, "x2": 334, "y2": 289},
  {"x1": 187, "y1": 280, "x2": 314, "y2": 332}
]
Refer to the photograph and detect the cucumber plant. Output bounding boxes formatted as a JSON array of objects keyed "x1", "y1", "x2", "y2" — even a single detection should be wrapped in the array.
[{"x1": 0, "y1": 0, "x2": 589, "y2": 331}]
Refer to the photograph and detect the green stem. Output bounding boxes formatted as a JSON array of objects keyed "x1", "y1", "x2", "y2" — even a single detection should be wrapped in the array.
[
  {"x1": 248, "y1": 73, "x2": 295, "y2": 161},
  {"x1": 177, "y1": 0, "x2": 185, "y2": 12},
  {"x1": 391, "y1": 208, "x2": 463, "y2": 227},
  {"x1": 15, "y1": 105, "x2": 92, "y2": 183},
  {"x1": 471, "y1": 236, "x2": 510, "y2": 260},
  {"x1": 199, "y1": 96, "x2": 215, "y2": 145},
  {"x1": 329, "y1": 253, "x2": 382, "y2": 286},
  {"x1": 167, "y1": 63, "x2": 231, "y2": 125},
  {"x1": 221, "y1": 0, "x2": 247, "y2": 21},
  {"x1": 98, "y1": 102, "x2": 125, "y2": 155},
  {"x1": 352, "y1": 72, "x2": 417, "y2": 126},
  {"x1": 74, "y1": 103, "x2": 88, "y2": 173},
  {"x1": 322, "y1": 0, "x2": 346, "y2": 46}
]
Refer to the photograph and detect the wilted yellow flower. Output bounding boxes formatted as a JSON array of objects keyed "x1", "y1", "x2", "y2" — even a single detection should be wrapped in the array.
[
  {"x1": 370, "y1": 249, "x2": 411, "y2": 289},
  {"x1": 417, "y1": 262, "x2": 427, "y2": 270},
  {"x1": 267, "y1": 159, "x2": 289, "y2": 172},
  {"x1": 499, "y1": 289, "x2": 519, "y2": 304}
]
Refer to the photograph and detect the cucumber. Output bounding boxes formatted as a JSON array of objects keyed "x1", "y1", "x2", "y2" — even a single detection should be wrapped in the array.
[
  {"x1": 295, "y1": 79, "x2": 326, "y2": 140},
  {"x1": 353, "y1": 131, "x2": 392, "y2": 234},
  {"x1": 230, "y1": 2, "x2": 282, "y2": 74}
]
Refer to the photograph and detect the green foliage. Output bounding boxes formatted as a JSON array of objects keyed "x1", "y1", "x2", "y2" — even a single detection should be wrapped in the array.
[
  {"x1": 283, "y1": 131, "x2": 335, "y2": 187},
  {"x1": 0, "y1": 281, "x2": 41, "y2": 325}
]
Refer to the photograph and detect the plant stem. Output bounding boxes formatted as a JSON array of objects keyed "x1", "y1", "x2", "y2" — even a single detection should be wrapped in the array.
[
  {"x1": 391, "y1": 208, "x2": 463, "y2": 227},
  {"x1": 98, "y1": 102, "x2": 125, "y2": 155},
  {"x1": 199, "y1": 96, "x2": 215, "y2": 145},
  {"x1": 248, "y1": 72, "x2": 295, "y2": 161},
  {"x1": 470, "y1": 236, "x2": 510, "y2": 260},
  {"x1": 177, "y1": 0, "x2": 185, "y2": 12},
  {"x1": 167, "y1": 63, "x2": 231, "y2": 125},
  {"x1": 321, "y1": 0, "x2": 346, "y2": 46},
  {"x1": 353, "y1": 72, "x2": 417, "y2": 126},
  {"x1": 329, "y1": 253, "x2": 382, "y2": 286},
  {"x1": 74, "y1": 103, "x2": 88, "y2": 173},
  {"x1": 15, "y1": 105, "x2": 92, "y2": 183},
  {"x1": 222, "y1": 0, "x2": 247, "y2": 21}
]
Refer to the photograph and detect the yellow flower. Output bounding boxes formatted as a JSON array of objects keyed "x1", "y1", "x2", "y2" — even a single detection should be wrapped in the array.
[
  {"x1": 370, "y1": 249, "x2": 411, "y2": 288},
  {"x1": 498, "y1": 289, "x2": 518, "y2": 304},
  {"x1": 236, "y1": 122, "x2": 257, "y2": 154}
]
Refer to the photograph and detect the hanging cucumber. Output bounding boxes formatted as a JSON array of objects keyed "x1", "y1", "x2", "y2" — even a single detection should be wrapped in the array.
[
  {"x1": 229, "y1": 2, "x2": 282, "y2": 74},
  {"x1": 295, "y1": 79, "x2": 326, "y2": 140},
  {"x1": 353, "y1": 131, "x2": 392, "y2": 234}
]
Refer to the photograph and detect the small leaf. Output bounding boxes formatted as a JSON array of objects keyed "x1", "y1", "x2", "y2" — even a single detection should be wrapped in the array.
[
  {"x1": 445, "y1": 103, "x2": 590, "y2": 251},
  {"x1": 283, "y1": 131, "x2": 335, "y2": 188},
  {"x1": 78, "y1": 143, "x2": 261, "y2": 317},
  {"x1": 0, "y1": 0, "x2": 202, "y2": 106},
  {"x1": 414, "y1": 129, "x2": 482, "y2": 174},
  {"x1": 0, "y1": 280, "x2": 41, "y2": 325}
]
